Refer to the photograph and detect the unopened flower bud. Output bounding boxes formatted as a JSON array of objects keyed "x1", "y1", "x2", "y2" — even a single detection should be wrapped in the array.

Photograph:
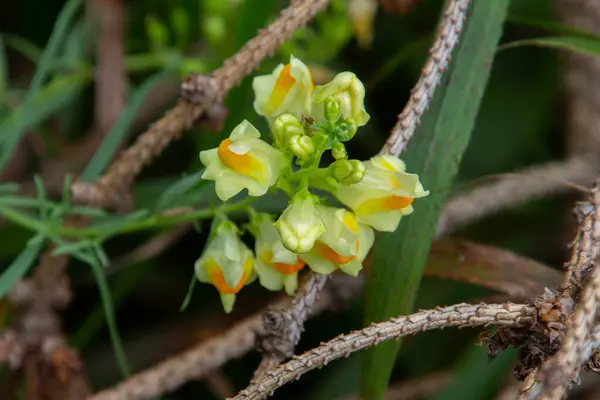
[
  {"x1": 330, "y1": 159, "x2": 365, "y2": 185},
  {"x1": 336, "y1": 119, "x2": 358, "y2": 141},
  {"x1": 324, "y1": 97, "x2": 341, "y2": 123},
  {"x1": 288, "y1": 135, "x2": 314, "y2": 159},
  {"x1": 272, "y1": 114, "x2": 304, "y2": 148},
  {"x1": 331, "y1": 141, "x2": 347, "y2": 160},
  {"x1": 275, "y1": 192, "x2": 325, "y2": 253}
]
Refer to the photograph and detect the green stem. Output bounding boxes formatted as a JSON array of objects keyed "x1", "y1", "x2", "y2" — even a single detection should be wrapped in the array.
[{"x1": 0, "y1": 198, "x2": 255, "y2": 240}]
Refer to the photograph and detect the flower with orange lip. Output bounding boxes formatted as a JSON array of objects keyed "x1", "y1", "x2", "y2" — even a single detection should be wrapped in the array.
[
  {"x1": 199, "y1": 120, "x2": 287, "y2": 201},
  {"x1": 334, "y1": 155, "x2": 429, "y2": 232},
  {"x1": 195, "y1": 221, "x2": 255, "y2": 313},
  {"x1": 251, "y1": 213, "x2": 306, "y2": 295},
  {"x1": 252, "y1": 55, "x2": 314, "y2": 122},
  {"x1": 301, "y1": 206, "x2": 374, "y2": 277}
]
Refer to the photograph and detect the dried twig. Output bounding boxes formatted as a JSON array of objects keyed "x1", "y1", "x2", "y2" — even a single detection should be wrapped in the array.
[
  {"x1": 253, "y1": 274, "x2": 329, "y2": 380},
  {"x1": 91, "y1": 0, "x2": 126, "y2": 134},
  {"x1": 87, "y1": 277, "x2": 348, "y2": 400},
  {"x1": 436, "y1": 157, "x2": 596, "y2": 236},
  {"x1": 4, "y1": 248, "x2": 90, "y2": 400},
  {"x1": 232, "y1": 303, "x2": 536, "y2": 400},
  {"x1": 519, "y1": 186, "x2": 600, "y2": 399},
  {"x1": 71, "y1": 0, "x2": 331, "y2": 208},
  {"x1": 380, "y1": 0, "x2": 470, "y2": 156}
]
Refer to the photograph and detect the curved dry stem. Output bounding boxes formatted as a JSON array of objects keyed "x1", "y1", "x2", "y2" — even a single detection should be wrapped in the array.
[
  {"x1": 436, "y1": 157, "x2": 597, "y2": 236},
  {"x1": 381, "y1": 0, "x2": 471, "y2": 156},
  {"x1": 232, "y1": 303, "x2": 536, "y2": 400},
  {"x1": 72, "y1": 0, "x2": 331, "y2": 207},
  {"x1": 252, "y1": 273, "x2": 329, "y2": 380}
]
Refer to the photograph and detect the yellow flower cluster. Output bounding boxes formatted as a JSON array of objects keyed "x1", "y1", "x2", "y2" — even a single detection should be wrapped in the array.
[{"x1": 195, "y1": 55, "x2": 429, "y2": 312}]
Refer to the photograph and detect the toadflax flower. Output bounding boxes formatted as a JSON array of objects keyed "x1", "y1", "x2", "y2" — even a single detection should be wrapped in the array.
[
  {"x1": 311, "y1": 72, "x2": 370, "y2": 127},
  {"x1": 194, "y1": 221, "x2": 255, "y2": 313},
  {"x1": 252, "y1": 55, "x2": 314, "y2": 122},
  {"x1": 199, "y1": 120, "x2": 287, "y2": 201},
  {"x1": 252, "y1": 213, "x2": 306, "y2": 295},
  {"x1": 301, "y1": 206, "x2": 374, "y2": 276},
  {"x1": 334, "y1": 155, "x2": 429, "y2": 232},
  {"x1": 275, "y1": 191, "x2": 325, "y2": 254}
]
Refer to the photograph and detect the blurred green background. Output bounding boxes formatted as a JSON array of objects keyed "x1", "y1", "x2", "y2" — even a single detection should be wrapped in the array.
[{"x1": 0, "y1": 0, "x2": 590, "y2": 398}]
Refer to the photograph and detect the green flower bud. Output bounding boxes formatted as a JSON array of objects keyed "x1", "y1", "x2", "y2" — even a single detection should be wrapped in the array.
[
  {"x1": 331, "y1": 141, "x2": 347, "y2": 160},
  {"x1": 324, "y1": 97, "x2": 341, "y2": 123},
  {"x1": 336, "y1": 119, "x2": 358, "y2": 141},
  {"x1": 329, "y1": 159, "x2": 366, "y2": 185},
  {"x1": 275, "y1": 192, "x2": 325, "y2": 253},
  {"x1": 288, "y1": 135, "x2": 314, "y2": 159},
  {"x1": 272, "y1": 114, "x2": 304, "y2": 147}
]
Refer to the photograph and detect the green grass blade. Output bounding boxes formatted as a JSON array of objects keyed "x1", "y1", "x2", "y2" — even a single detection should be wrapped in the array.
[
  {"x1": 0, "y1": 71, "x2": 90, "y2": 171},
  {"x1": 360, "y1": 2, "x2": 509, "y2": 399},
  {"x1": 154, "y1": 169, "x2": 206, "y2": 211},
  {"x1": 179, "y1": 273, "x2": 197, "y2": 312},
  {"x1": 25, "y1": 0, "x2": 83, "y2": 99},
  {"x1": 86, "y1": 245, "x2": 131, "y2": 377},
  {"x1": 3, "y1": 34, "x2": 43, "y2": 64},
  {"x1": 499, "y1": 36, "x2": 600, "y2": 55},
  {"x1": 81, "y1": 71, "x2": 171, "y2": 181},
  {"x1": 0, "y1": 238, "x2": 43, "y2": 299}
]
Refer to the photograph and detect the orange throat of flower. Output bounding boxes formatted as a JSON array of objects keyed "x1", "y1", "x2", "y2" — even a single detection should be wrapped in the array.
[
  {"x1": 207, "y1": 257, "x2": 253, "y2": 294},
  {"x1": 313, "y1": 241, "x2": 359, "y2": 265},
  {"x1": 260, "y1": 250, "x2": 305, "y2": 275},
  {"x1": 217, "y1": 139, "x2": 267, "y2": 183}
]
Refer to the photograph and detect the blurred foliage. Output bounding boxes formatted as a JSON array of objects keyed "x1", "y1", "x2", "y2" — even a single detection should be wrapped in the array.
[{"x1": 1, "y1": 0, "x2": 600, "y2": 398}]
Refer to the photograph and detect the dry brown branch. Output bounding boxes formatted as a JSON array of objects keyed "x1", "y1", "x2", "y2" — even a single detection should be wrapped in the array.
[
  {"x1": 91, "y1": 0, "x2": 126, "y2": 134},
  {"x1": 491, "y1": 181, "x2": 600, "y2": 398},
  {"x1": 558, "y1": 0, "x2": 600, "y2": 158},
  {"x1": 232, "y1": 303, "x2": 536, "y2": 400},
  {"x1": 436, "y1": 157, "x2": 597, "y2": 236},
  {"x1": 88, "y1": 276, "x2": 347, "y2": 400},
  {"x1": 253, "y1": 274, "x2": 329, "y2": 380},
  {"x1": 521, "y1": 183, "x2": 600, "y2": 399},
  {"x1": 71, "y1": 0, "x2": 331, "y2": 208},
  {"x1": 5, "y1": 247, "x2": 91, "y2": 400},
  {"x1": 380, "y1": 0, "x2": 470, "y2": 156}
]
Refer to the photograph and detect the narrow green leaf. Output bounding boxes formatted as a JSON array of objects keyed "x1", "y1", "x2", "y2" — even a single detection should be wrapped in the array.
[
  {"x1": 179, "y1": 273, "x2": 197, "y2": 312},
  {"x1": 0, "y1": 238, "x2": 43, "y2": 299},
  {"x1": 499, "y1": 36, "x2": 600, "y2": 56},
  {"x1": 81, "y1": 72, "x2": 171, "y2": 181},
  {"x1": 0, "y1": 183, "x2": 20, "y2": 194},
  {"x1": 432, "y1": 345, "x2": 516, "y2": 400},
  {"x1": 154, "y1": 169, "x2": 206, "y2": 211},
  {"x1": 86, "y1": 245, "x2": 131, "y2": 377},
  {"x1": 0, "y1": 72, "x2": 90, "y2": 171},
  {"x1": 33, "y1": 175, "x2": 49, "y2": 221},
  {"x1": 507, "y1": 14, "x2": 600, "y2": 40},
  {"x1": 52, "y1": 240, "x2": 94, "y2": 256},
  {"x1": 361, "y1": 2, "x2": 509, "y2": 399},
  {"x1": 3, "y1": 34, "x2": 42, "y2": 64},
  {"x1": 25, "y1": 0, "x2": 84, "y2": 99}
]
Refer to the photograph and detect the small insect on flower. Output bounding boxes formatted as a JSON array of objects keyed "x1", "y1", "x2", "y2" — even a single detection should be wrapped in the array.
[
  {"x1": 301, "y1": 206, "x2": 374, "y2": 276},
  {"x1": 199, "y1": 120, "x2": 287, "y2": 201},
  {"x1": 252, "y1": 55, "x2": 314, "y2": 122},
  {"x1": 194, "y1": 221, "x2": 255, "y2": 313},
  {"x1": 311, "y1": 72, "x2": 370, "y2": 128},
  {"x1": 334, "y1": 155, "x2": 429, "y2": 232},
  {"x1": 275, "y1": 191, "x2": 325, "y2": 254},
  {"x1": 251, "y1": 213, "x2": 306, "y2": 295}
]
